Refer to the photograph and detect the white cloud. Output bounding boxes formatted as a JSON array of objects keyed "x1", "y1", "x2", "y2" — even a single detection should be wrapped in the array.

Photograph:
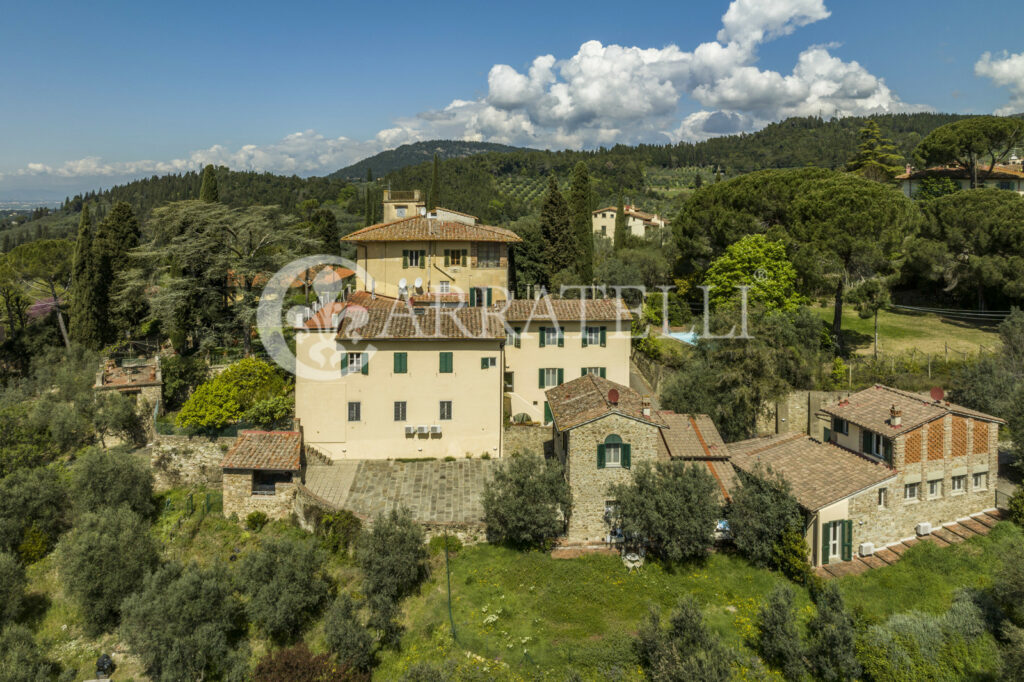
[
  {"x1": 7, "y1": 0, "x2": 925, "y2": 187},
  {"x1": 976, "y1": 50, "x2": 1024, "y2": 115}
]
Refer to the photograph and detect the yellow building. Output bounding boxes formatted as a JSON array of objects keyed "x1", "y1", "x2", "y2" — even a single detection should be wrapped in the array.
[
  {"x1": 591, "y1": 205, "x2": 667, "y2": 239},
  {"x1": 295, "y1": 303, "x2": 506, "y2": 460},
  {"x1": 342, "y1": 208, "x2": 522, "y2": 304},
  {"x1": 500, "y1": 297, "x2": 633, "y2": 424}
]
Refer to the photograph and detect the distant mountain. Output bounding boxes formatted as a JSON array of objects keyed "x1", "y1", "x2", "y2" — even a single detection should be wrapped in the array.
[{"x1": 328, "y1": 140, "x2": 530, "y2": 179}]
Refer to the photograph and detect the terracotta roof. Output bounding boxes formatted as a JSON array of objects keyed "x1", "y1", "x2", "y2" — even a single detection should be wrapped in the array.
[
  {"x1": 821, "y1": 384, "x2": 1004, "y2": 437},
  {"x1": 336, "y1": 301, "x2": 505, "y2": 340},
  {"x1": 301, "y1": 292, "x2": 398, "y2": 330},
  {"x1": 655, "y1": 412, "x2": 736, "y2": 500},
  {"x1": 342, "y1": 216, "x2": 522, "y2": 243},
  {"x1": 729, "y1": 433, "x2": 896, "y2": 511},
  {"x1": 221, "y1": 430, "x2": 302, "y2": 471},
  {"x1": 896, "y1": 164, "x2": 1024, "y2": 180},
  {"x1": 546, "y1": 374, "x2": 664, "y2": 432},
  {"x1": 496, "y1": 296, "x2": 633, "y2": 322},
  {"x1": 410, "y1": 292, "x2": 468, "y2": 305},
  {"x1": 591, "y1": 205, "x2": 664, "y2": 224},
  {"x1": 289, "y1": 265, "x2": 355, "y2": 289}
]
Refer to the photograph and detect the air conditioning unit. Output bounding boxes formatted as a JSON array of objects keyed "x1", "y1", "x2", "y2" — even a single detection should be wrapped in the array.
[
  {"x1": 858, "y1": 542, "x2": 875, "y2": 557},
  {"x1": 430, "y1": 424, "x2": 442, "y2": 434},
  {"x1": 404, "y1": 425, "x2": 416, "y2": 435},
  {"x1": 417, "y1": 425, "x2": 429, "y2": 434},
  {"x1": 916, "y1": 522, "x2": 932, "y2": 536}
]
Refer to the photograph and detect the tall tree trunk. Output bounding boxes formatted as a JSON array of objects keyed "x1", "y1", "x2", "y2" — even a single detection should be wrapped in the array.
[
  {"x1": 49, "y1": 281, "x2": 71, "y2": 349},
  {"x1": 832, "y1": 279, "x2": 845, "y2": 350}
]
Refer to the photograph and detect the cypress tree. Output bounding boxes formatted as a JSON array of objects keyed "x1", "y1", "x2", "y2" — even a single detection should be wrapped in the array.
[
  {"x1": 538, "y1": 174, "x2": 573, "y2": 285},
  {"x1": 693, "y1": 173, "x2": 703, "y2": 189},
  {"x1": 199, "y1": 164, "x2": 219, "y2": 202},
  {"x1": 428, "y1": 154, "x2": 440, "y2": 210},
  {"x1": 364, "y1": 187, "x2": 372, "y2": 226},
  {"x1": 70, "y1": 205, "x2": 104, "y2": 347},
  {"x1": 568, "y1": 161, "x2": 593, "y2": 284},
  {"x1": 613, "y1": 193, "x2": 627, "y2": 251}
]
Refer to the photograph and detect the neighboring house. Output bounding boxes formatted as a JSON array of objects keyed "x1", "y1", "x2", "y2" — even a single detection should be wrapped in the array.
[
  {"x1": 730, "y1": 384, "x2": 1003, "y2": 567},
  {"x1": 341, "y1": 206, "x2": 522, "y2": 303},
  {"x1": 896, "y1": 161, "x2": 1024, "y2": 197},
  {"x1": 221, "y1": 430, "x2": 303, "y2": 520},
  {"x1": 294, "y1": 303, "x2": 505, "y2": 460},
  {"x1": 591, "y1": 205, "x2": 667, "y2": 239},
  {"x1": 502, "y1": 296, "x2": 632, "y2": 424},
  {"x1": 547, "y1": 375, "x2": 735, "y2": 544}
]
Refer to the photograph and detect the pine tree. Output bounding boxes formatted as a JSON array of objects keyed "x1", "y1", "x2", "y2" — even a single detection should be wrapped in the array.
[
  {"x1": 693, "y1": 172, "x2": 703, "y2": 189},
  {"x1": 199, "y1": 165, "x2": 219, "y2": 202},
  {"x1": 568, "y1": 162, "x2": 593, "y2": 284},
  {"x1": 538, "y1": 174, "x2": 573, "y2": 285},
  {"x1": 428, "y1": 154, "x2": 440, "y2": 210},
  {"x1": 846, "y1": 120, "x2": 904, "y2": 183},
  {"x1": 613, "y1": 193, "x2": 628, "y2": 251}
]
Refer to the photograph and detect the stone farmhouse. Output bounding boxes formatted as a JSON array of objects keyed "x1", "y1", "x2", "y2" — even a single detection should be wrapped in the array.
[
  {"x1": 591, "y1": 204, "x2": 667, "y2": 239},
  {"x1": 896, "y1": 158, "x2": 1024, "y2": 197},
  {"x1": 731, "y1": 384, "x2": 1002, "y2": 567},
  {"x1": 221, "y1": 430, "x2": 302, "y2": 520}
]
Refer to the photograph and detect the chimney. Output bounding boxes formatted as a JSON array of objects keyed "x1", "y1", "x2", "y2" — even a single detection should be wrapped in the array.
[
  {"x1": 641, "y1": 397, "x2": 651, "y2": 418},
  {"x1": 890, "y1": 404, "x2": 902, "y2": 427}
]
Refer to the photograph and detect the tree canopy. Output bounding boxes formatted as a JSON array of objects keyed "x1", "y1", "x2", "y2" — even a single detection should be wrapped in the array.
[
  {"x1": 915, "y1": 115, "x2": 1024, "y2": 188},
  {"x1": 702, "y1": 234, "x2": 804, "y2": 312},
  {"x1": 846, "y1": 120, "x2": 904, "y2": 182}
]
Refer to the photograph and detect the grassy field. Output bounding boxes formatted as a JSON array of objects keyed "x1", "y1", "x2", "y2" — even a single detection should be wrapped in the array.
[{"x1": 811, "y1": 304, "x2": 1001, "y2": 356}]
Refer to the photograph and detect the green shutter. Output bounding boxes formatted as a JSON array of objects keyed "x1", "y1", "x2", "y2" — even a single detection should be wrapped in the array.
[
  {"x1": 538, "y1": 369, "x2": 545, "y2": 389},
  {"x1": 419, "y1": 250, "x2": 426, "y2": 268},
  {"x1": 514, "y1": 327, "x2": 521, "y2": 348},
  {"x1": 440, "y1": 352, "x2": 452, "y2": 373},
  {"x1": 824, "y1": 427, "x2": 832, "y2": 442},
  {"x1": 622, "y1": 443, "x2": 631, "y2": 469},
  {"x1": 600, "y1": 326, "x2": 607, "y2": 347},
  {"x1": 883, "y1": 439, "x2": 893, "y2": 465},
  {"x1": 597, "y1": 444, "x2": 606, "y2": 469},
  {"x1": 341, "y1": 352, "x2": 348, "y2": 374},
  {"x1": 486, "y1": 287, "x2": 492, "y2": 306},
  {"x1": 582, "y1": 368, "x2": 588, "y2": 377},
  {"x1": 444, "y1": 249, "x2": 450, "y2": 267},
  {"x1": 821, "y1": 521, "x2": 830, "y2": 565},
  {"x1": 402, "y1": 250, "x2": 409, "y2": 268},
  {"x1": 581, "y1": 328, "x2": 588, "y2": 347},
  {"x1": 544, "y1": 401, "x2": 552, "y2": 424},
  {"x1": 557, "y1": 328, "x2": 564, "y2": 347},
  {"x1": 539, "y1": 327, "x2": 546, "y2": 348},
  {"x1": 361, "y1": 353, "x2": 369, "y2": 375},
  {"x1": 462, "y1": 249, "x2": 468, "y2": 266},
  {"x1": 394, "y1": 352, "x2": 407, "y2": 374},
  {"x1": 841, "y1": 520, "x2": 853, "y2": 561},
  {"x1": 469, "y1": 288, "x2": 477, "y2": 307},
  {"x1": 481, "y1": 357, "x2": 488, "y2": 369},
  {"x1": 557, "y1": 368, "x2": 564, "y2": 385},
  {"x1": 862, "y1": 429, "x2": 873, "y2": 454},
  {"x1": 599, "y1": 367, "x2": 606, "y2": 378}
]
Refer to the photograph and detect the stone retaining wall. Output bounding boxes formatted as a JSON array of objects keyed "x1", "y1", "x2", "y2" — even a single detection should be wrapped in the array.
[
  {"x1": 504, "y1": 424, "x2": 550, "y2": 456},
  {"x1": 756, "y1": 390, "x2": 850, "y2": 438},
  {"x1": 150, "y1": 435, "x2": 235, "y2": 491},
  {"x1": 224, "y1": 470, "x2": 296, "y2": 521}
]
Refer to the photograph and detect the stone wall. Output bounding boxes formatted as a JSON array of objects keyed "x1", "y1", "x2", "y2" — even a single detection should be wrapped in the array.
[
  {"x1": 757, "y1": 390, "x2": 850, "y2": 438},
  {"x1": 503, "y1": 424, "x2": 550, "y2": 457},
  {"x1": 847, "y1": 415, "x2": 998, "y2": 551},
  {"x1": 631, "y1": 349, "x2": 672, "y2": 394},
  {"x1": 223, "y1": 470, "x2": 296, "y2": 521},
  {"x1": 150, "y1": 435, "x2": 235, "y2": 491},
  {"x1": 565, "y1": 413, "x2": 661, "y2": 543}
]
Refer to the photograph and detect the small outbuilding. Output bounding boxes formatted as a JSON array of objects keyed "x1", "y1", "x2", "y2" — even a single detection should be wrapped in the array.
[{"x1": 221, "y1": 430, "x2": 303, "y2": 521}]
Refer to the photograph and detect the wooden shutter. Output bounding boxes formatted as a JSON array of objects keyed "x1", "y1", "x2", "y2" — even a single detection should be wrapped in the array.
[
  {"x1": 622, "y1": 443, "x2": 631, "y2": 469},
  {"x1": 539, "y1": 327, "x2": 546, "y2": 348},
  {"x1": 557, "y1": 368, "x2": 564, "y2": 385},
  {"x1": 862, "y1": 429, "x2": 873, "y2": 454},
  {"x1": 462, "y1": 249, "x2": 468, "y2": 267},
  {"x1": 486, "y1": 288, "x2": 492, "y2": 306},
  {"x1": 599, "y1": 367, "x2": 606, "y2": 378},
  {"x1": 440, "y1": 352, "x2": 452, "y2": 373},
  {"x1": 514, "y1": 327, "x2": 521, "y2": 348},
  {"x1": 597, "y1": 443, "x2": 606, "y2": 469},
  {"x1": 581, "y1": 368, "x2": 588, "y2": 377},
  {"x1": 469, "y1": 288, "x2": 477, "y2": 307},
  {"x1": 394, "y1": 352, "x2": 407, "y2": 373},
  {"x1": 444, "y1": 249, "x2": 450, "y2": 267},
  {"x1": 600, "y1": 326, "x2": 607, "y2": 347},
  {"x1": 402, "y1": 250, "x2": 409, "y2": 268},
  {"x1": 538, "y1": 369, "x2": 545, "y2": 388},
  {"x1": 544, "y1": 401, "x2": 552, "y2": 424},
  {"x1": 340, "y1": 352, "x2": 348, "y2": 374},
  {"x1": 841, "y1": 520, "x2": 853, "y2": 561},
  {"x1": 481, "y1": 357, "x2": 488, "y2": 369},
  {"x1": 557, "y1": 328, "x2": 564, "y2": 347},
  {"x1": 361, "y1": 353, "x2": 369, "y2": 375},
  {"x1": 419, "y1": 250, "x2": 426, "y2": 268},
  {"x1": 582, "y1": 328, "x2": 588, "y2": 347},
  {"x1": 883, "y1": 439, "x2": 893, "y2": 465},
  {"x1": 821, "y1": 521, "x2": 830, "y2": 565}
]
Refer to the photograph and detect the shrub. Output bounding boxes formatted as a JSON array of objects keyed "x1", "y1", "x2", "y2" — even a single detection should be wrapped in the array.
[
  {"x1": 176, "y1": 357, "x2": 289, "y2": 429},
  {"x1": 398, "y1": 662, "x2": 449, "y2": 681},
  {"x1": 324, "y1": 594, "x2": 375, "y2": 672},
  {"x1": 0, "y1": 553, "x2": 25, "y2": 627},
  {"x1": 1009, "y1": 488, "x2": 1024, "y2": 526},
  {"x1": 807, "y1": 582, "x2": 861, "y2": 682},
  {"x1": 246, "y1": 510, "x2": 269, "y2": 531},
  {"x1": 160, "y1": 354, "x2": 209, "y2": 410},
  {"x1": 1002, "y1": 622, "x2": 1024, "y2": 682},
  {"x1": 356, "y1": 508, "x2": 428, "y2": 640},
  {"x1": 252, "y1": 642, "x2": 366, "y2": 682},
  {"x1": 0, "y1": 624, "x2": 62, "y2": 681},
  {"x1": 993, "y1": 544, "x2": 1024, "y2": 626},
  {"x1": 56, "y1": 506, "x2": 159, "y2": 633},
  {"x1": 94, "y1": 391, "x2": 146, "y2": 446},
  {"x1": 609, "y1": 461, "x2": 719, "y2": 563},
  {"x1": 481, "y1": 452, "x2": 571, "y2": 549},
  {"x1": 0, "y1": 466, "x2": 69, "y2": 561},
  {"x1": 120, "y1": 561, "x2": 247, "y2": 682},
  {"x1": 634, "y1": 596, "x2": 732, "y2": 681},
  {"x1": 317, "y1": 510, "x2": 362, "y2": 554},
  {"x1": 238, "y1": 537, "x2": 330, "y2": 643},
  {"x1": 727, "y1": 466, "x2": 802, "y2": 568},
  {"x1": 70, "y1": 446, "x2": 154, "y2": 518},
  {"x1": 242, "y1": 395, "x2": 295, "y2": 429},
  {"x1": 757, "y1": 584, "x2": 805, "y2": 681},
  {"x1": 772, "y1": 527, "x2": 814, "y2": 585},
  {"x1": 428, "y1": 534, "x2": 463, "y2": 556}
]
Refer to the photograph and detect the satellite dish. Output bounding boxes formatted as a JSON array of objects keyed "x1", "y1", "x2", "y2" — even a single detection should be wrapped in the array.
[
  {"x1": 398, "y1": 278, "x2": 407, "y2": 289},
  {"x1": 929, "y1": 386, "x2": 945, "y2": 402},
  {"x1": 607, "y1": 388, "x2": 619, "y2": 405},
  {"x1": 414, "y1": 277, "x2": 423, "y2": 290}
]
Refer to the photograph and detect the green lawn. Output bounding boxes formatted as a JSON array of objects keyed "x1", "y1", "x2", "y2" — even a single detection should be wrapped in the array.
[{"x1": 811, "y1": 305, "x2": 1001, "y2": 356}]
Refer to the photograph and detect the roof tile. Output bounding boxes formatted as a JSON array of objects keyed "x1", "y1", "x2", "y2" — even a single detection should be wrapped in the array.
[{"x1": 221, "y1": 430, "x2": 302, "y2": 471}]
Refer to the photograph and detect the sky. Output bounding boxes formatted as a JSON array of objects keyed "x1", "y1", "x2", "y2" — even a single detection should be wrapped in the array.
[{"x1": 2, "y1": 0, "x2": 1024, "y2": 200}]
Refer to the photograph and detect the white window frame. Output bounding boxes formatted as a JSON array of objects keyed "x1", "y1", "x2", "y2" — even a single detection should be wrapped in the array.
[
  {"x1": 543, "y1": 368, "x2": 559, "y2": 387},
  {"x1": 583, "y1": 367, "x2": 603, "y2": 377},
  {"x1": 605, "y1": 441, "x2": 622, "y2": 467},
  {"x1": 865, "y1": 432, "x2": 884, "y2": 457},
  {"x1": 483, "y1": 357, "x2": 496, "y2": 368},
  {"x1": 904, "y1": 482, "x2": 919, "y2": 502},
  {"x1": 928, "y1": 479, "x2": 943, "y2": 499},
  {"x1": 829, "y1": 522, "x2": 840, "y2": 558},
  {"x1": 347, "y1": 401, "x2": 361, "y2": 422},
  {"x1": 395, "y1": 205, "x2": 407, "y2": 218},
  {"x1": 439, "y1": 400, "x2": 452, "y2": 421},
  {"x1": 394, "y1": 401, "x2": 406, "y2": 422},
  {"x1": 347, "y1": 352, "x2": 363, "y2": 374},
  {"x1": 877, "y1": 487, "x2": 887, "y2": 508},
  {"x1": 832, "y1": 417, "x2": 849, "y2": 435},
  {"x1": 439, "y1": 280, "x2": 450, "y2": 294},
  {"x1": 543, "y1": 327, "x2": 559, "y2": 346},
  {"x1": 407, "y1": 250, "x2": 422, "y2": 268},
  {"x1": 951, "y1": 475, "x2": 966, "y2": 494},
  {"x1": 585, "y1": 326, "x2": 601, "y2": 345},
  {"x1": 973, "y1": 472, "x2": 988, "y2": 490}
]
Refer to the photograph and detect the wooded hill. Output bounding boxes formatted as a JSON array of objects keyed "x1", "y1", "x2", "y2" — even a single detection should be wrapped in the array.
[{"x1": 328, "y1": 140, "x2": 527, "y2": 180}]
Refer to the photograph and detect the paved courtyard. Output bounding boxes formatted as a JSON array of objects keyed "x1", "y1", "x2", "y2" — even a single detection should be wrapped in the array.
[{"x1": 304, "y1": 458, "x2": 498, "y2": 524}]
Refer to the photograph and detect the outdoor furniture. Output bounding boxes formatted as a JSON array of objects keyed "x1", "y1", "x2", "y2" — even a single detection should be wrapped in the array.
[{"x1": 623, "y1": 552, "x2": 644, "y2": 574}]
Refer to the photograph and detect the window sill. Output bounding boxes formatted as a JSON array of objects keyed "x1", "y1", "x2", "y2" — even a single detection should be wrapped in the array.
[{"x1": 904, "y1": 499, "x2": 919, "y2": 505}]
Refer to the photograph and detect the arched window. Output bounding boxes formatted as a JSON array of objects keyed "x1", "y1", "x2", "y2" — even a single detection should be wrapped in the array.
[{"x1": 598, "y1": 434, "x2": 630, "y2": 469}]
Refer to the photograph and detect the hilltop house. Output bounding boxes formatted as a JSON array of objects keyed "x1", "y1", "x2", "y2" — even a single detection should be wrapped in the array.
[
  {"x1": 896, "y1": 159, "x2": 1024, "y2": 197},
  {"x1": 730, "y1": 384, "x2": 1003, "y2": 567},
  {"x1": 591, "y1": 205, "x2": 667, "y2": 239},
  {"x1": 546, "y1": 375, "x2": 736, "y2": 544}
]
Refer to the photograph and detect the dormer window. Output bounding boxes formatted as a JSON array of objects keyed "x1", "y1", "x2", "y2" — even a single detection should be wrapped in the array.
[
  {"x1": 831, "y1": 416, "x2": 849, "y2": 435},
  {"x1": 861, "y1": 429, "x2": 893, "y2": 465}
]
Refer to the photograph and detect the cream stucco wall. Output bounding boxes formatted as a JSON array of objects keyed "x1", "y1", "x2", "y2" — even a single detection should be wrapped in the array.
[
  {"x1": 503, "y1": 320, "x2": 632, "y2": 423},
  {"x1": 353, "y1": 240, "x2": 510, "y2": 301},
  {"x1": 295, "y1": 332, "x2": 504, "y2": 460},
  {"x1": 591, "y1": 211, "x2": 652, "y2": 239}
]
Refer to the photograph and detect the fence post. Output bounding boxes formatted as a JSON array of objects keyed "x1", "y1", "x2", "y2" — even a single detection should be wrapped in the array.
[
  {"x1": 928, "y1": 354, "x2": 932, "y2": 379},
  {"x1": 945, "y1": 342, "x2": 949, "y2": 363}
]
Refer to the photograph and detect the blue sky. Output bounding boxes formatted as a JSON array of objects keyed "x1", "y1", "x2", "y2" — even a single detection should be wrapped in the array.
[{"x1": 2, "y1": 0, "x2": 1023, "y2": 199}]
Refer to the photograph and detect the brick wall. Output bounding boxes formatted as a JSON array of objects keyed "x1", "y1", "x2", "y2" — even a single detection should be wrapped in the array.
[{"x1": 564, "y1": 413, "x2": 661, "y2": 543}]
